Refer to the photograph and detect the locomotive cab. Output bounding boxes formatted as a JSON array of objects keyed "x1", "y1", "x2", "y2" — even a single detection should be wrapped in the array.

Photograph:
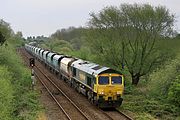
[{"x1": 95, "y1": 73, "x2": 124, "y2": 108}]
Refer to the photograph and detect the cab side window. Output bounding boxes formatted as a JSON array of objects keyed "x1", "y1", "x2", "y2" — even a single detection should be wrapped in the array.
[
  {"x1": 87, "y1": 76, "x2": 92, "y2": 87},
  {"x1": 73, "y1": 67, "x2": 76, "y2": 77}
]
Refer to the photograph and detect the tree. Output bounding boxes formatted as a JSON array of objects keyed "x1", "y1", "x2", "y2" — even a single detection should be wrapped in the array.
[
  {"x1": 50, "y1": 27, "x2": 87, "y2": 50},
  {"x1": 15, "y1": 31, "x2": 23, "y2": 38},
  {"x1": 0, "y1": 32, "x2": 6, "y2": 46},
  {"x1": 0, "y1": 19, "x2": 12, "y2": 39},
  {"x1": 87, "y1": 4, "x2": 175, "y2": 85},
  {"x1": 0, "y1": 19, "x2": 13, "y2": 46}
]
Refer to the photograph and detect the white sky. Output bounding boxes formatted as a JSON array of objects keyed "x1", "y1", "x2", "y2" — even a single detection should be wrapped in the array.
[{"x1": 1, "y1": 0, "x2": 180, "y2": 37}]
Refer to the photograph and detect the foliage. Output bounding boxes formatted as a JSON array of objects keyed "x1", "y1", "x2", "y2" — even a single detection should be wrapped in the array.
[
  {"x1": 26, "y1": 35, "x2": 49, "y2": 44},
  {"x1": 0, "y1": 66, "x2": 14, "y2": 120},
  {"x1": 36, "y1": 3, "x2": 180, "y2": 119},
  {"x1": 87, "y1": 4, "x2": 175, "y2": 85},
  {"x1": 68, "y1": 46, "x2": 96, "y2": 60},
  {"x1": 0, "y1": 35, "x2": 41, "y2": 119},
  {"x1": 119, "y1": 38, "x2": 180, "y2": 119},
  {"x1": 134, "y1": 113, "x2": 155, "y2": 120},
  {"x1": 49, "y1": 27, "x2": 88, "y2": 51},
  {"x1": 122, "y1": 89, "x2": 179, "y2": 120},
  {"x1": 0, "y1": 19, "x2": 13, "y2": 46},
  {"x1": 0, "y1": 31, "x2": 6, "y2": 45},
  {"x1": 149, "y1": 55, "x2": 180, "y2": 98},
  {"x1": 51, "y1": 27, "x2": 85, "y2": 42},
  {"x1": 41, "y1": 39, "x2": 73, "y2": 52},
  {"x1": 168, "y1": 75, "x2": 180, "y2": 107},
  {"x1": 0, "y1": 19, "x2": 13, "y2": 39}
]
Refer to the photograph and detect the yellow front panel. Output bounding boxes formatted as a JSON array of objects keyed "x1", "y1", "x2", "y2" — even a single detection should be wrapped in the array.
[
  {"x1": 97, "y1": 85, "x2": 124, "y2": 100},
  {"x1": 94, "y1": 73, "x2": 124, "y2": 101}
]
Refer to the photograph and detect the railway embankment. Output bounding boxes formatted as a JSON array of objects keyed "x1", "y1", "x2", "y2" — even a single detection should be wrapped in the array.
[{"x1": 0, "y1": 44, "x2": 41, "y2": 120}]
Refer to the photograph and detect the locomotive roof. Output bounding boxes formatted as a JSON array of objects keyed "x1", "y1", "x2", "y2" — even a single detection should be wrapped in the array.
[{"x1": 71, "y1": 59, "x2": 121, "y2": 76}]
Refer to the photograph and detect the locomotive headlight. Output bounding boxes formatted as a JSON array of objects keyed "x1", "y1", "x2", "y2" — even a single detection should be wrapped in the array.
[
  {"x1": 99, "y1": 91, "x2": 104, "y2": 94},
  {"x1": 99, "y1": 90, "x2": 104, "y2": 95},
  {"x1": 117, "y1": 91, "x2": 121, "y2": 95}
]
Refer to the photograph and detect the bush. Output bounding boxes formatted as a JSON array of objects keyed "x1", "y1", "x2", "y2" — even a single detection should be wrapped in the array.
[
  {"x1": 0, "y1": 66, "x2": 14, "y2": 120},
  {"x1": 149, "y1": 58, "x2": 180, "y2": 97},
  {"x1": 0, "y1": 43, "x2": 41, "y2": 120},
  {"x1": 135, "y1": 113, "x2": 155, "y2": 120},
  {"x1": 168, "y1": 75, "x2": 180, "y2": 107}
]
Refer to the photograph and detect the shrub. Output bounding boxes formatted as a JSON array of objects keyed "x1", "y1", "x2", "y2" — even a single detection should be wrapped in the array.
[
  {"x1": 0, "y1": 66, "x2": 14, "y2": 120},
  {"x1": 168, "y1": 75, "x2": 180, "y2": 107},
  {"x1": 0, "y1": 43, "x2": 41, "y2": 120},
  {"x1": 149, "y1": 58, "x2": 180, "y2": 98}
]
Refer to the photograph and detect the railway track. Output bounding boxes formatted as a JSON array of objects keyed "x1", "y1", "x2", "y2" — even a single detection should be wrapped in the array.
[
  {"x1": 20, "y1": 48, "x2": 89, "y2": 120},
  {"x1": 35, "y1": 64, "x2": 90, "y2": 120},
  {"x1": 35, "y1": 73, "x2": 72, "y2": 120},
  {"x1": 19, "y1": 48, "x2": 133, "y2": 120},
  {"x1": 102, "y1": 109, "x2": 133, "y2": 120},
  {"x1": 116, "y1": 110, "x2": 133, "y2": 120}
]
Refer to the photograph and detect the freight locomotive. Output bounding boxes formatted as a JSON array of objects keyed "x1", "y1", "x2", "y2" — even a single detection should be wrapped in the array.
[{"x1": 25, "y1": 44, "x2": 124, "y2": 108}]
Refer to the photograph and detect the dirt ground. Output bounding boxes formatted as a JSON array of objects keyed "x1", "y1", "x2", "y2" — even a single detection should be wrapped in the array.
[{"x1": 35, "y1": 80, "x2": 67, "y2": 120}]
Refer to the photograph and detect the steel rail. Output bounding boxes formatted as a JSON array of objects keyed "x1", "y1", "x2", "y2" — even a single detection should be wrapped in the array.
[
  {"x1": 116, "y1": 109, "x2": 133, "y2": 120},
  {"x1": 20, "y1": 49, "x2": 72, "y2": 120},
  {"x1": 21, "y1": 49, "x2": 90, "y2": 120},
  {"x1": 36, "y1": 66, "x2": 89, "y2": 120},
  {"x1": 35, "y1": 73, "x2": 72, "y2": 120}
]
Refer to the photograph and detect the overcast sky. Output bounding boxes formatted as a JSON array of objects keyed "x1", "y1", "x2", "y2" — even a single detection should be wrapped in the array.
[{"x1": 1, "y1": 0, "x2": 180, "y2": 37}]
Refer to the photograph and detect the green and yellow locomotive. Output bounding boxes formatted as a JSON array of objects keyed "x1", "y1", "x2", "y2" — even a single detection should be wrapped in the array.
[
  {"x1": 25, "y1": 44, "x2": 124, "y2": 108},
  {"x1": 71, "y1": 59, "x2": 124, "y2": 108}
]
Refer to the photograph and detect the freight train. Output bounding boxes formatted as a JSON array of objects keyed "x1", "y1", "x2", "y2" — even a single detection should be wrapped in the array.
[{"x1": 25, "y1": 44, "x2": 124, "y2": 108}]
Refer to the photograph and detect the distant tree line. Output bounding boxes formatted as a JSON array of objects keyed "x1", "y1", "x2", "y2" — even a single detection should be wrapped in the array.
[{"x1": 50, "y1": 26, "x2": 87, "y2": 50}]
